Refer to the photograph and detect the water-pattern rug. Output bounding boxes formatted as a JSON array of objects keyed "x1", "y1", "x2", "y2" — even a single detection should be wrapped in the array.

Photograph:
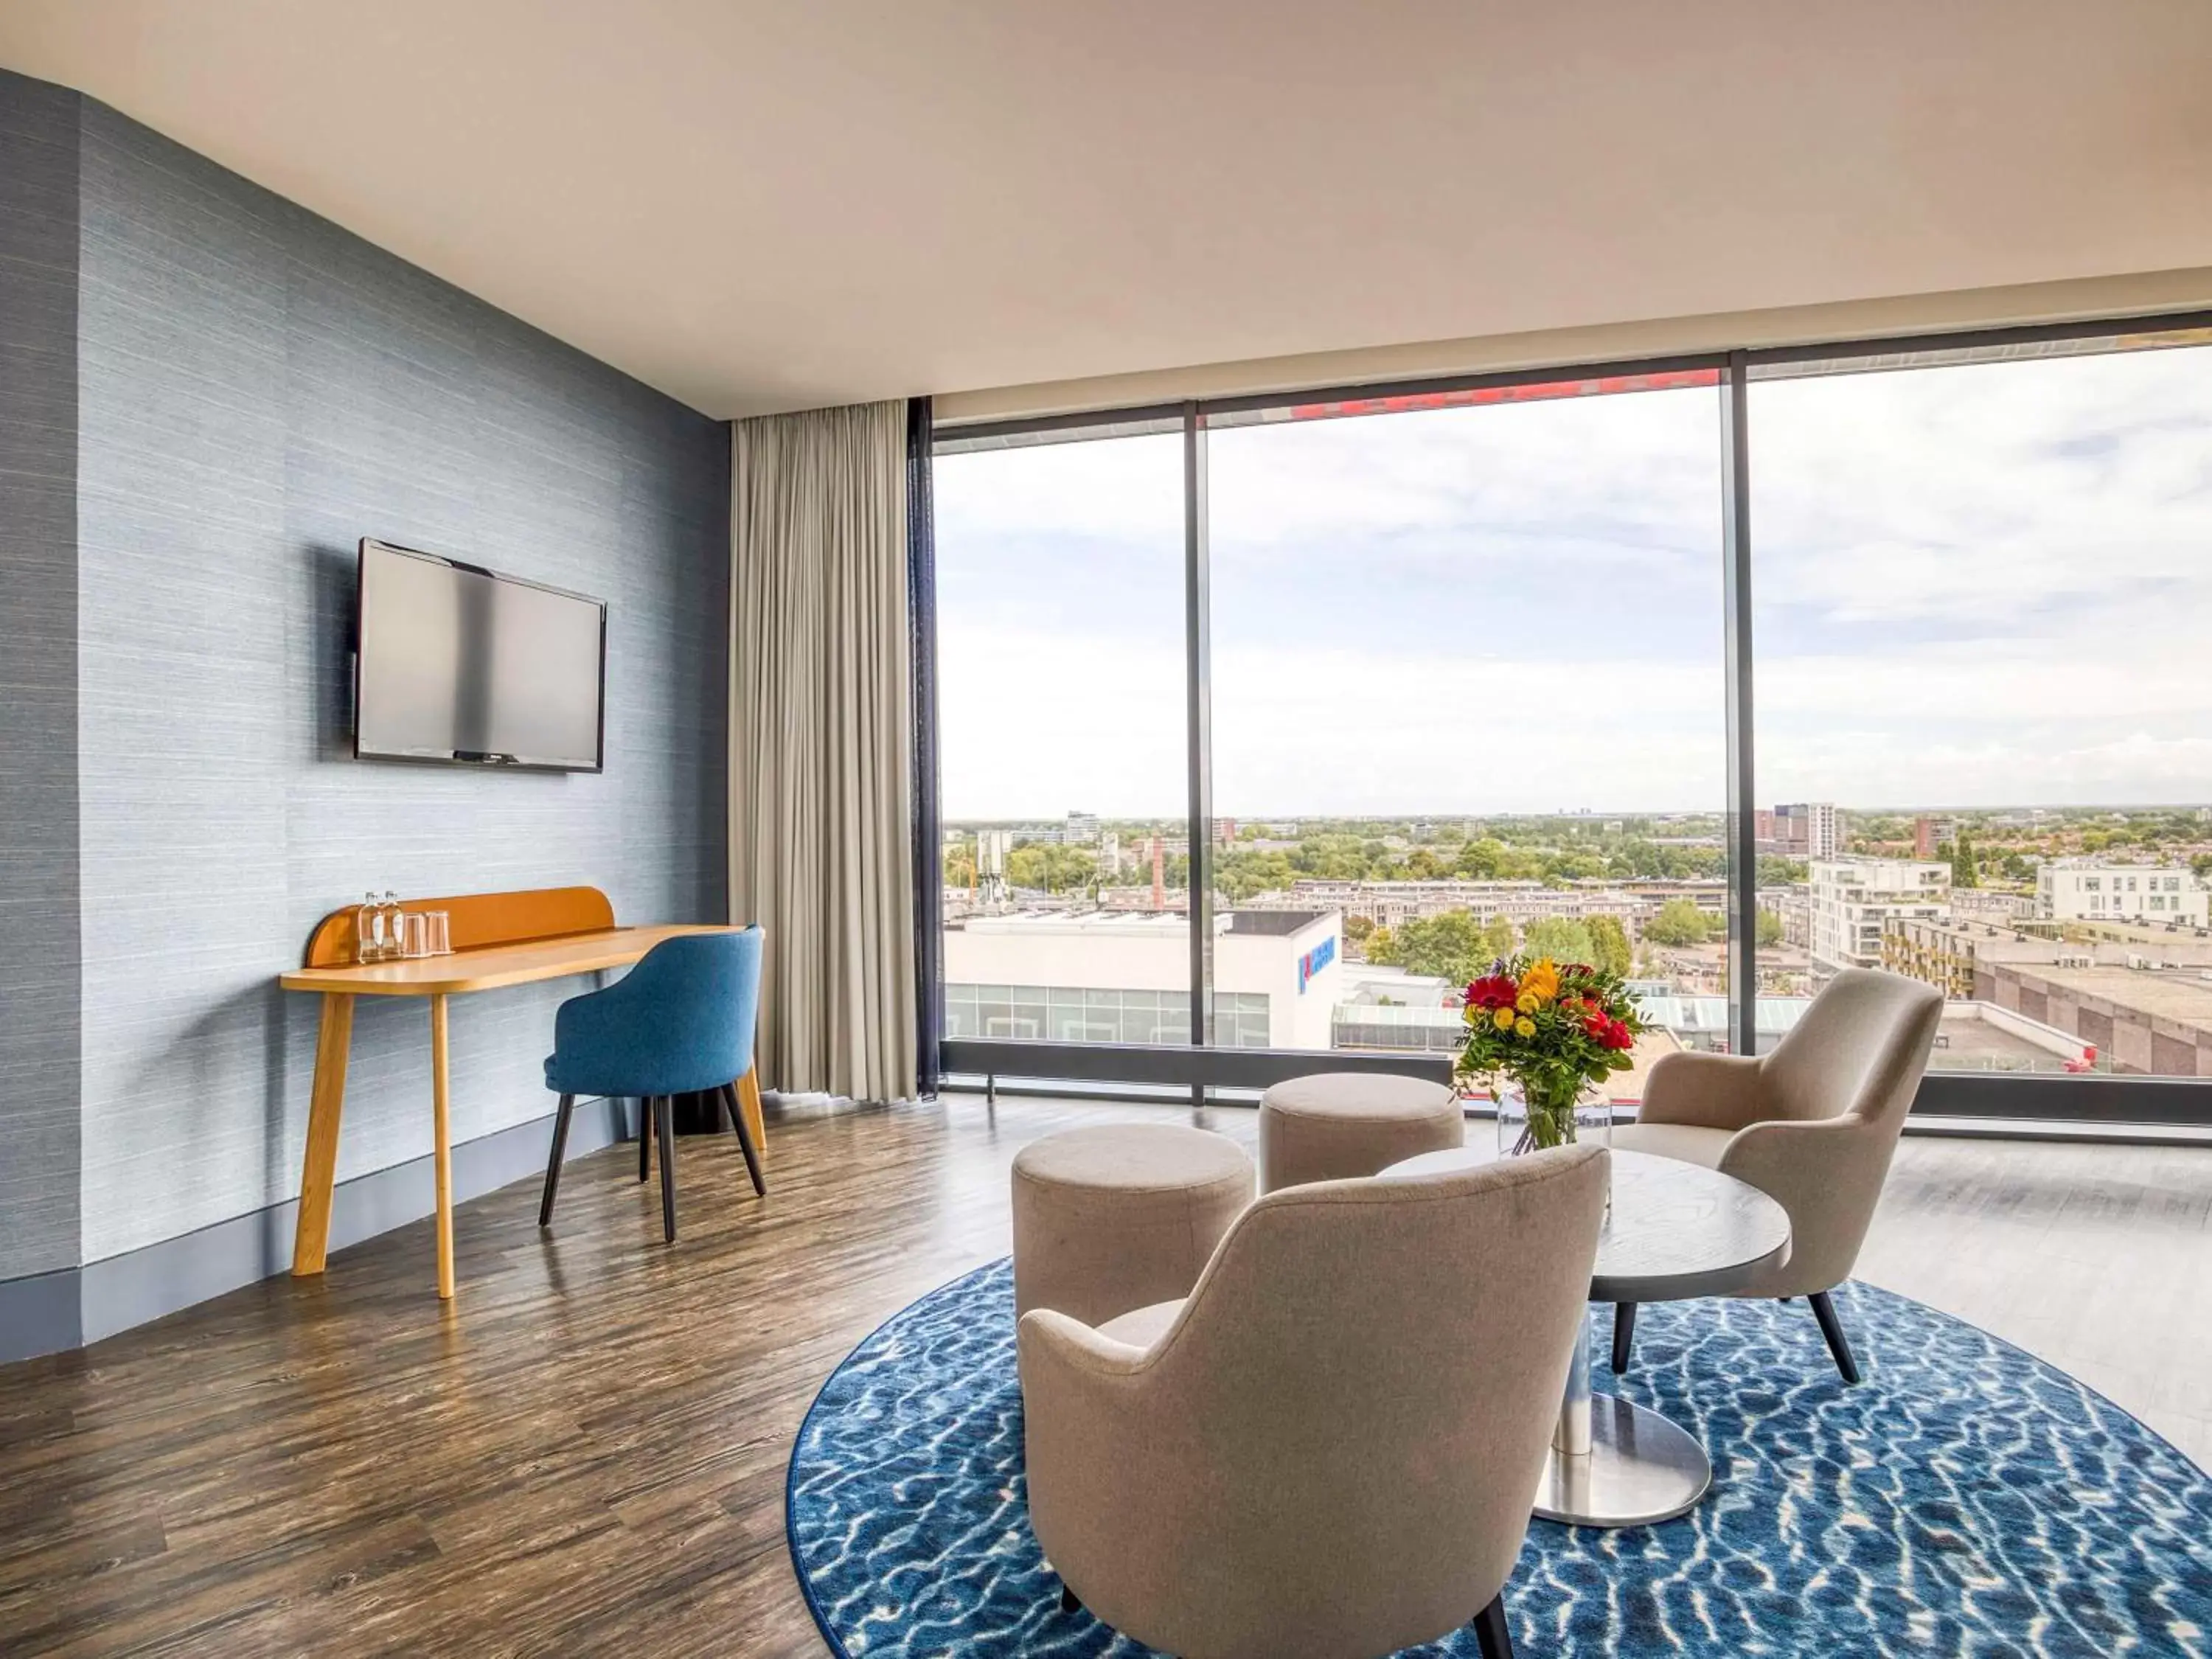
[{"x1": 787, "y1": 1261, "x2": 2212, "y2": 1657}]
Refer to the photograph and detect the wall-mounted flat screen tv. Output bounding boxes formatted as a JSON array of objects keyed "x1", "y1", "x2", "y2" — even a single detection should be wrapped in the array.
[{"x1": 353, "y1": 538, "x2": 607, "y2": 771}]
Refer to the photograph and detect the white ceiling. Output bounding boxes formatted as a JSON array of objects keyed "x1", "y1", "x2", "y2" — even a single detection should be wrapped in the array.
[{"x1": 4, "y1": 1, "x2": 2209, "y2": 419}]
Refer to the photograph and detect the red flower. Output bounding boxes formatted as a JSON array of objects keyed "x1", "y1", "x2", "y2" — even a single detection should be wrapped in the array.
[
  {"x1": 1466, "y1": 973, "x2": 1519, "y2": 1011},
  {"x1": 1602, "y1": 1017, "x2": 1635, "y2": 1051}
]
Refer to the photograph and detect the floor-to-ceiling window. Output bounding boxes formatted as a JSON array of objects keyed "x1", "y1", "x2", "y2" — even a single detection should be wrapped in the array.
[
  {"x1": 933, "y1": 428, "x2": 1194, "y2": 1048},
  {"x1": 1205, "y1": 379, "x2": 1728, "y2": 1091},
  {"x1": 1750, "y1": 335, "x2": 2212, "y2": 1082},
  {"x1": 928, "y1": 318, "x2": 2212, "y2": 1124}
]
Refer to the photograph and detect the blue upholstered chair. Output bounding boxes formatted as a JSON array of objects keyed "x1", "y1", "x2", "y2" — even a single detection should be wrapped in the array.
[{"x1": 538, "y1": 928, "x2": 766, "y2": 1242}]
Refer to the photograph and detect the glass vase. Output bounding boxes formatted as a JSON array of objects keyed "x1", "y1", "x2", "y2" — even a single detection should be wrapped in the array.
[{"x1": 1496, "y1": 1078, "x2": 1611, "y2": 1158}]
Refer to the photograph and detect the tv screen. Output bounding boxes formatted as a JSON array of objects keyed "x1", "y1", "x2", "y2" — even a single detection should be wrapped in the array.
[{"x1": 353, "y1": 539, "x2": 607, "y2": 771}]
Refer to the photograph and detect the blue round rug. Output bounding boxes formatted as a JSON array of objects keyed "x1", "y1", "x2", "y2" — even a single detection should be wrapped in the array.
[{"x1": 787, "y1": 1261, "x2": 2212, "y2": 1657}]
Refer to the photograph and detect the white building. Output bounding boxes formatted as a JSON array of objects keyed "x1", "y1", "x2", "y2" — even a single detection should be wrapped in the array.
[
  {"x1": 1809, "y1": 858, "x2": 1950, "y2": 975},
  {"x1": 942, "y1": 908, "x2": 1341, "y2": 1049},
  {"x1": 2037, "y1": 863, "x2": 2210, "y2": 928},
  {"x1": 1065, "y1": 811, "x2": 1100, "y2": 844}
]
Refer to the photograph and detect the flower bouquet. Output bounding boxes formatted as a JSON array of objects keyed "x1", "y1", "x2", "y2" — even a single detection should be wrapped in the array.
[{"x1": 1457, "y1": 955, "x2": 1645, "y2": 1154}]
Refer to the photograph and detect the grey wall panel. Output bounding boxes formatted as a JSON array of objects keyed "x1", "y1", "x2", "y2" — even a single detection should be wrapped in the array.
[
  {"x1": 73, "y1": 100, "x2": 294, "y2": 1269},
  {"x1": 71, "y1": 99, "x2": 729, "y2": 1267},
  {"x1": 0, "y1": 72, "x2": 83, "y2": 1281}
]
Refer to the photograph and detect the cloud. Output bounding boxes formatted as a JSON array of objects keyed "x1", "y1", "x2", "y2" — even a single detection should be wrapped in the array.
[{"x1": 936, "y1": 347, "x2": 2212, "y2": 817}]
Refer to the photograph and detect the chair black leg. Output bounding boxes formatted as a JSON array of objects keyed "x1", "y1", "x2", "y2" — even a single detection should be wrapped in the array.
[
  {"x1": 1808, "y1": 1290, "x2": 1860, "y2": 1385},
  {"x1": 1059, "y1": 1582, "x2": 1080, "y2": 1615},
  {"x1": 721, "y1": 1082, "x2": 767, "y2": 1197},
  {"x1": 638, "y1": 1096, "x2": 651, "y2": 1182},
  {"x1": 538, "y1": 1093, "x2": 576, "y2": 1227},
  {"x1": 1611, "y1": 1302, "x2": 1636, "y2": 1374},
  {"x1": 655, "y1": 1095, "x2": 678, "y2": 1242},
  {"x1": 1472, "y1": 1591, "x2": 1514, "y2": 1659}
]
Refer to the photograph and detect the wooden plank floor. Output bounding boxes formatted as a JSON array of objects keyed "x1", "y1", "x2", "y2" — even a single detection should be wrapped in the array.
[{"x1": 1, "y1": 1096, "x2": 2205, "y2": 1656}]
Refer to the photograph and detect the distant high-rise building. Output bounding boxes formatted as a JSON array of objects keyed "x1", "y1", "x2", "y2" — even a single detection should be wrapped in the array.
[
  {"x1": 1771, "y1": 802, "x2": 1844, "y2": 860},
  {"x1": 1065, "y1": 810, "x2": 1101, "y2": 844},
  {"x1": 1212, "y1": 817, "x2": 1239, "y2": 846},
  {"x1": 1914, "y1": 815, "x2": 1956, "y2": 860}
]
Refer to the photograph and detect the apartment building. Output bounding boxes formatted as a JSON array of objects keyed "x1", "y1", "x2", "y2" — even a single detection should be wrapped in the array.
[{"x1": 1809, "y1": 858, "x2": 1950, "y2": 975}]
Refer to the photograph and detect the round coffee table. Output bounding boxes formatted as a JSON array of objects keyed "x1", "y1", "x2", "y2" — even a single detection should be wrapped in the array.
[{"x1": 1380, "y1": 1145, "x2": 1790, "y2": 1528}]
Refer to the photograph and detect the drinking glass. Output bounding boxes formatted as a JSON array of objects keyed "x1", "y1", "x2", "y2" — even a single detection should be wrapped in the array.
[
  {"x1": 426, "y1": 911, "x2": 452, "y2": 956},
  {"x1": 402, "y1": 911, "x2": 432, "y2": 959}
]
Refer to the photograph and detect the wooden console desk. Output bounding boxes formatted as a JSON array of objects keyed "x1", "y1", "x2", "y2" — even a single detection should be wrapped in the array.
[{"x1": 279, "y1": 886, "x2": 755, "y2": 1300}]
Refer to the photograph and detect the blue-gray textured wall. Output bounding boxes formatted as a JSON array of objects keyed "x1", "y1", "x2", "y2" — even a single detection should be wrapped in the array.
[
  {"x1": 1, "y1": 74, "x2": 728, "y2": 1295},
  {"x1": 0, "y1": 72, "x2": 83, "y2": 1284}
]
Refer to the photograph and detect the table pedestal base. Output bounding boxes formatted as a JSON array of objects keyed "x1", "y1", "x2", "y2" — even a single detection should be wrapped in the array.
[{"x1": 1534, "y1": 1393, "x2": 1710, "y2": 1528}]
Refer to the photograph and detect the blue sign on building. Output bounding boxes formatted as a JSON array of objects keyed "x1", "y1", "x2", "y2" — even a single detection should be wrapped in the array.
[{"x1": 1297, "y1": 934, "x2": 1336, "y2": 994}]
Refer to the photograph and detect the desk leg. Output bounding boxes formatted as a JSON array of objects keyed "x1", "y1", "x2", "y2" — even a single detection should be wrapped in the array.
[
  {"x1": 431, "y1": 992, "x2": 456, "y2": 1300},
  {"x1": 736, "y1": 1066, "x2": 767, "y2": 1166},
  {"x1": 291, "y1": 993, "x2": 356, "y2": 1276}
]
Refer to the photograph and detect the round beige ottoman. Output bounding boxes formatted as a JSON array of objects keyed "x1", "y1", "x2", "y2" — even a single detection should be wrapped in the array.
[
  {"x1": 1257, "y1": 1073, "x2": 1463, "y2": 1193},
  {"x1": 1012, "y1": 1124, "x2": 1254, "y2": 1327}
]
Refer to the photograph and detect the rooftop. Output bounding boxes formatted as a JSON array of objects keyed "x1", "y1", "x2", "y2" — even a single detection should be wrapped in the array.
[
  {"x1": 1997, "y1": 962, "x2": 2212, "y2": 1026},
  {"x1": 1224, "y1": 908, "x2": 1334, "y2": 938}
]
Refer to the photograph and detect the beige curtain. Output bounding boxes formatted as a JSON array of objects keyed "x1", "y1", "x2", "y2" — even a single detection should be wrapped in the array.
[{"x1": 729, "y1": 400, "x2": 917, "y2": 1102}]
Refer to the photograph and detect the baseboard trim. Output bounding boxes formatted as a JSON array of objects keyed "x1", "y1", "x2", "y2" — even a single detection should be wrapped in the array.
[
  {"x1": 0, "y1": 1096, "x2": 636, "y2": 1365},
  {"x1": 0, "y1": 1267, "x2": 84, "y2": 1366}
]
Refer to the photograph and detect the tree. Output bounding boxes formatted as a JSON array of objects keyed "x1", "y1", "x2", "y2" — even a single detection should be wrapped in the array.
[
  {"x1": 1342, "y1": 914, "x2": 1375, "y2": 945},
  {"x1": 1478, "y1": 915, "x2": 1517, "y2": 961},
  {"x1": 1641, "y1": 897, "x2": 1717, "y2": 947},
  {"x1": 1756, "y1": 907, "x2": 1784, "y2": 948},
  {"x1": 1586, "y1": 914, "x2": 1633, "y2": 978},
  {"x1": 1454, "y1": 838, "x2": 1509, "y2": 879},
  {"x1": 1521, "y1": 917, "x2": 1596, "y2": 965},
  {"x1": 1950, "y1": 826, "x2": 1980, "y2": 889},
  {"x1": 1361, "y1": 911, "x2": 1495, "y2": 984},
  {"x1": 2194, "y1": 852, "x2": 2212, "y2": 882},
  {"x1": 1004, "y1": 844, "x2": 1097, "y2": 894},
  {"x1": 1756, "y1": 855, "x2": 1809, "y2": 888}
]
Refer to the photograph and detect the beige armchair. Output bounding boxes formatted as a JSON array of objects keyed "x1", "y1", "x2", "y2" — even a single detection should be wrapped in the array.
[
  {"x1": 1018, "y1": 1144, "x2": 1610, "y2": 1659},
  {"x1": 1610, "y1": 967, "x2": 1943, "y2": 1382}
]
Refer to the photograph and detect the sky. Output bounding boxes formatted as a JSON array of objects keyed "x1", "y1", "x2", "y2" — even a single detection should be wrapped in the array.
[{"x1": 934, "y1": 345, "x2": 2212, "y2": 821}]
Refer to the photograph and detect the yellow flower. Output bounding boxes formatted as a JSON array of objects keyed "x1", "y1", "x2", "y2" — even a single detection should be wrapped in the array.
[
  {"x1": 1514, "y1": 1017, "x2": 1537, "y2": 1038},
  {"x1": 1516, "y1": 991, "x2": 1540, "y2": 1014},
  {"x1": 1520, "y1": 959, "x2": 1561, "y2": 1004},
  {"x1": 1492, "y1": 1006, "x2": 1516, "y2": 1031}
]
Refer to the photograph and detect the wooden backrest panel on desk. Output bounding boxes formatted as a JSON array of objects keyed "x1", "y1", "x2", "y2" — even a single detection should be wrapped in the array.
[{"x1": 301, "y1": 884, "x2": 616, "y2": 970}]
